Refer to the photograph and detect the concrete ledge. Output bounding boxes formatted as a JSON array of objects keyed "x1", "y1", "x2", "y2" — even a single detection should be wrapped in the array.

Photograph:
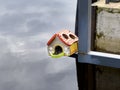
[{"x1": 92, "y1": 0, "x2": 120, "y2": 9}]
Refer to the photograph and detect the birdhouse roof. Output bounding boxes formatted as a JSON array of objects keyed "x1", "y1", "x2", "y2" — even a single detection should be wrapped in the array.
[{"x1": 47, "y1": 30, "x2": 78, "y2": 46}]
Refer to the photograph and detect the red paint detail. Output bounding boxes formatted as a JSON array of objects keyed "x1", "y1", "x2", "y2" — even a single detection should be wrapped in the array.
[
  {"x1": 47, "y1": 29, "x2": 78, "y2": 46},
  {"x1": 57, "y1": 34, "x2": 71, "y2": 46},
  {"x1": 57, "y1": 30, "x2": 78, "y2": 46},
  {"x1": 47, "y1": 34, "x2": 56, "y2": 45}
]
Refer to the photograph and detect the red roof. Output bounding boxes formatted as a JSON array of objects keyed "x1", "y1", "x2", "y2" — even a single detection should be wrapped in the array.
[{"x1": 47, "y1": 30, "x2": 78, "y2": 46}]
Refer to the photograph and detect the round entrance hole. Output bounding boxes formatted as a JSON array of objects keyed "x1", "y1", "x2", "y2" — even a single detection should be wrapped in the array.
[
  {"x1": 62, "y1": 34, "x2": 68, "y2": 39},
  {"x1": 69, "y1": 34, "x2": 76, "y2": 39},
  {"x1": 54, "y1": 46, "x2": 63, "y2": 55}
]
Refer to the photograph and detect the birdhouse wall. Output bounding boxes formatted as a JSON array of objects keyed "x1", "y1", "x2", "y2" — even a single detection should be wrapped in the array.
[
  {"x1": 48, "y1": 36, "x2": 70, "y2": 54},
  {"x1": 70, "y1": 42, "x2": 78, "y2": 55}
]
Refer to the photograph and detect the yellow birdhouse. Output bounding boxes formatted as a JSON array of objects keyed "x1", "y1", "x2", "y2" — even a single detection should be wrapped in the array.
[{"x1": 47, "y1": 30, "x2": 78, "y2": 58}]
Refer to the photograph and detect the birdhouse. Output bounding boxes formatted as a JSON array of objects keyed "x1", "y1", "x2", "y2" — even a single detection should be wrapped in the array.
[{"x1": 47, "y1": 30, "x2": 78, "y2": 58}]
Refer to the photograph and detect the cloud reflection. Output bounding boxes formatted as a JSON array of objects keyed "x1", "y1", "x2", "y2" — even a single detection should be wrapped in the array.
[{"x1": 0, "y1": 0, "x2": 78, "y2": 90}]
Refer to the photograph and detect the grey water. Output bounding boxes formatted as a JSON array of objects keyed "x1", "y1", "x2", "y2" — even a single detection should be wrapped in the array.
[{"x1": 0, "y1": 0, "x2": 78, "y2": 90}]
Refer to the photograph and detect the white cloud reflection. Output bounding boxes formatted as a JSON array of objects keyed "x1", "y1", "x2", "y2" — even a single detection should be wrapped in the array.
[{"x1": 0, "y1": 0, "x2": 78, "y2": 90}]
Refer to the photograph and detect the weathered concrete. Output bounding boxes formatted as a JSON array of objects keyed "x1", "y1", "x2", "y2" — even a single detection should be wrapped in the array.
[
  {"x1": 95, "y1": 6, "x2": 120, "y2": 90},
  {"x1": 95, "y1": 8, "x2": 120, "y2": 54},
  {"x1": 92, "y1": 0, "x2": 120, "y2": 9},
  {"x1": 92, "y1": 2, "x2": 120, "y2": 90}
]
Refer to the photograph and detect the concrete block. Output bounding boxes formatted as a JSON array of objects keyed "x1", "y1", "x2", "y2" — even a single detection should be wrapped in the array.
[{"x1": 95, "y1": 7, "x2": 120, "y2": 54}]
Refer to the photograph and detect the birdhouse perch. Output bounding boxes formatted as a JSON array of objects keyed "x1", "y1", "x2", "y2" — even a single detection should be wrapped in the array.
[{"x1": 47, "y1": 30, "x2": 78, "y2": 58}]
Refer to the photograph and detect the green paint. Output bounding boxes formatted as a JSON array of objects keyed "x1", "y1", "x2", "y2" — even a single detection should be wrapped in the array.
[{"x1": 51, "y1": 52, "x2": 64, "y2": 58}]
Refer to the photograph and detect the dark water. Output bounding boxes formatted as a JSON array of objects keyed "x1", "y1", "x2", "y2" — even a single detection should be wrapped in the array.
[{"x1": 0, "y1": 0, "x2": 77, "y2": 90}]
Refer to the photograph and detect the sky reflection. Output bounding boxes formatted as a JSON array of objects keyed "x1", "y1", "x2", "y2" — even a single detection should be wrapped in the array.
[{"x1": 0, "y1": 0, "x2": 77, "y2": 90}]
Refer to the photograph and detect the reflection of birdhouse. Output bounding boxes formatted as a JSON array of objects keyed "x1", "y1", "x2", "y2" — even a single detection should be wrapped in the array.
[{"x1": 47, "y1": 30, "x2": 78, "y2": 58}]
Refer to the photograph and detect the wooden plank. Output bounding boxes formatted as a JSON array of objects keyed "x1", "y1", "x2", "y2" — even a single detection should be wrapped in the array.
[{"x1": 96, "y1": 66, "x2": 120, "y2": 90}]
